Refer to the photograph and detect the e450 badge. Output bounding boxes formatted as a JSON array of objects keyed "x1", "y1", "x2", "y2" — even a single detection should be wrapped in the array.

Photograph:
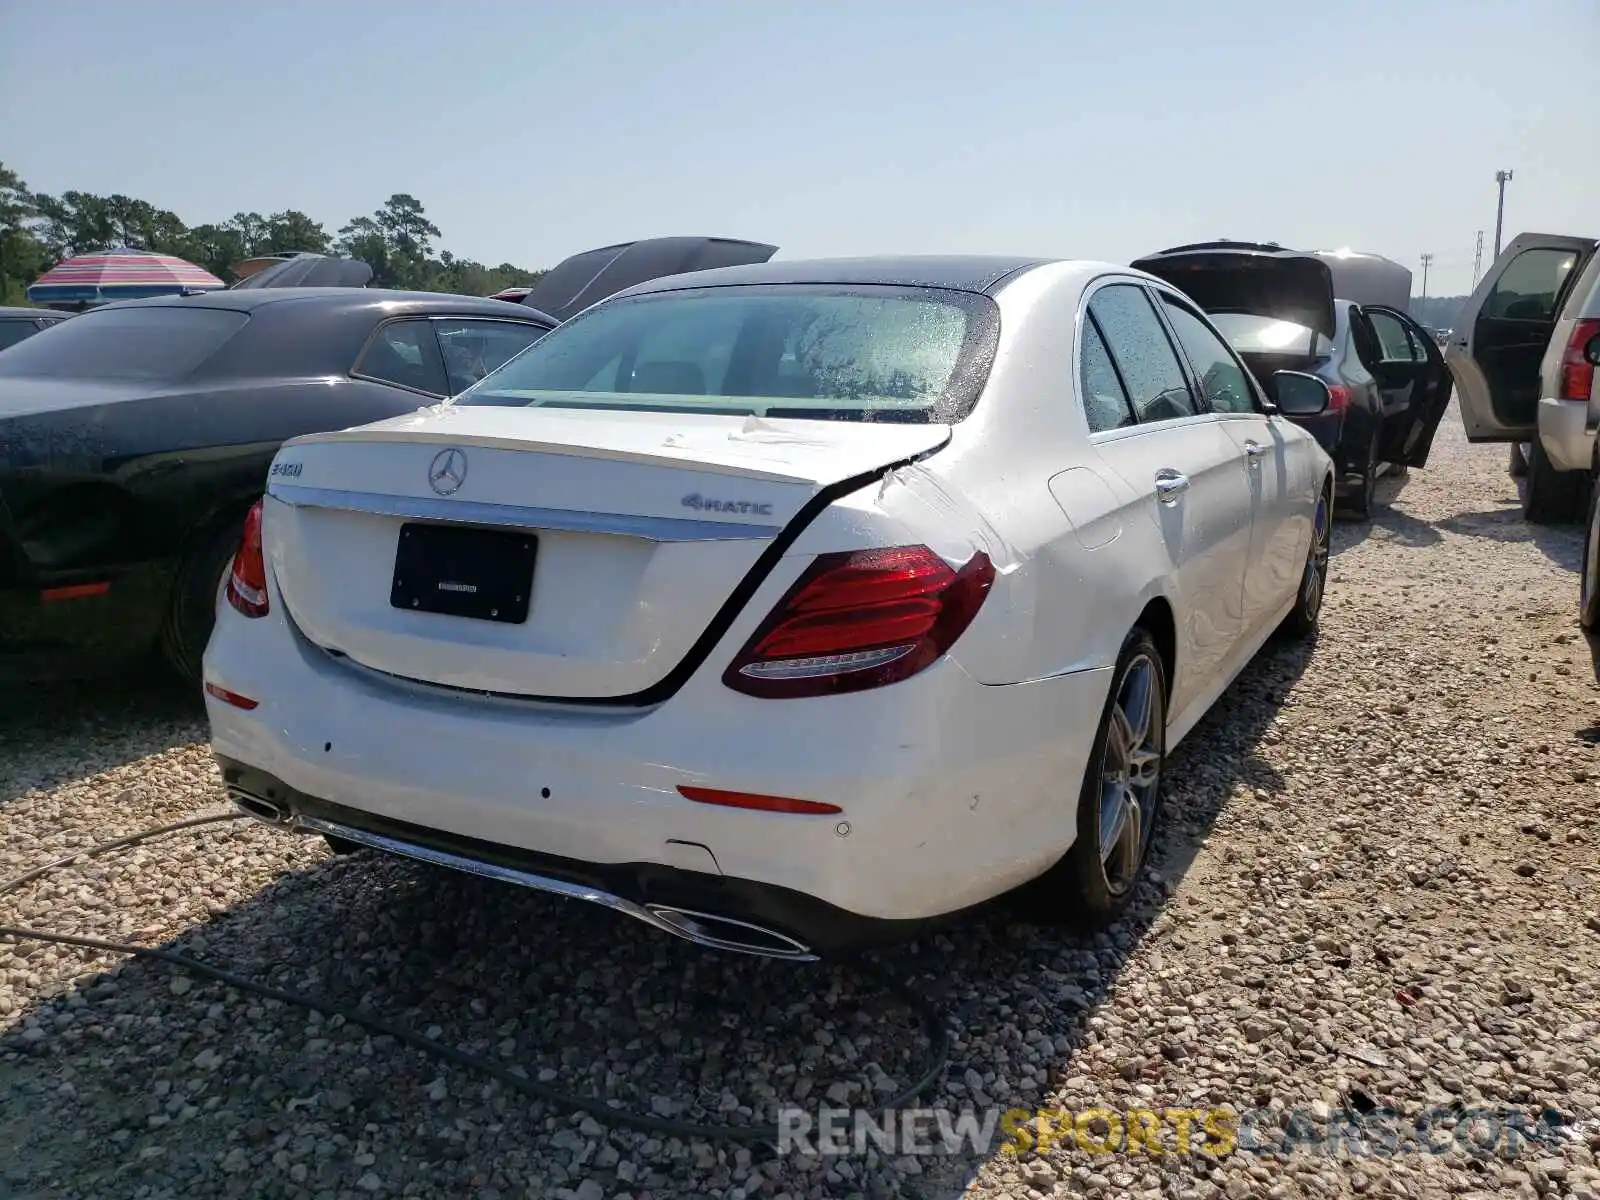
[{"x1": 269, "y1": 461, "x2": 303, "y2": 479}]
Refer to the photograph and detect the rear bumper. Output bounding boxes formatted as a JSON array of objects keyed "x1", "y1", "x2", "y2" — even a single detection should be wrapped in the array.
[
  {"x1": 203, "y1": 590, "x2": 1112, "y2": 954},
  {"x1": 1538, "y1": 397, "x2": 1594, "y2": 474},
  {"x1": 220, "y1": 758, "x2": 926, "y2": 958}
]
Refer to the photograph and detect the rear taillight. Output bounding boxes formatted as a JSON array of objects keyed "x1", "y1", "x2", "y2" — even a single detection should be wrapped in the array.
[
  {"x1": 723, "y1": 544, "x2": 995, "y2": 699},
  {"x1": 1325, "y1": 384, "x2": 1351, "y2": 415},
  {"x1": 1559, "y1": 319, "x2": 1600, "y2": 401},
  {"x1": 225, "y1": 500, "x2": 269, "y2": 618}
]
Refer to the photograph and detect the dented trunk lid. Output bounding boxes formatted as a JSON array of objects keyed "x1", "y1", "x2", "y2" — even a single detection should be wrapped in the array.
[{"x1": 264, "y1": 405, "x2": 950, "y2": 699}]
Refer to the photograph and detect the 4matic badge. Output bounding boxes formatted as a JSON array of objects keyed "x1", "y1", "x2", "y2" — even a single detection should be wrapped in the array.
[{"x1": 682, "y1": 492, "x2": 774, "y2": 517}]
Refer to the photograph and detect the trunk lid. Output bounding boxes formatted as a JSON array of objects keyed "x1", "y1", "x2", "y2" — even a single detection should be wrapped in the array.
[
  {"x1": 1132, "y1": 242, "x2": 1337, "y2": 341},
  {"x1": 519, "y1": 237, "x2": 779, "y2": 321},
  {"x1": 264, "y1": 405, "x2": 949, "y2": 699}
]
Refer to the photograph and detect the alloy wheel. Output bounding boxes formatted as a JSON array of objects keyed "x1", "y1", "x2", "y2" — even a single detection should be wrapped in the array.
[
  {"x1": 1098, "y1": 652, "x2": 1163, "y2": 895},
  {"x1": 1302, "y1": 493, "x2": 1331, "y2": 621}
]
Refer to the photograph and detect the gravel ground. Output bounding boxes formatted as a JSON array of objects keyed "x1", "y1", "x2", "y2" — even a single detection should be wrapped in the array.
[{"x1": 3, "y1": 406, "x2": 1598, "y2": 1200}]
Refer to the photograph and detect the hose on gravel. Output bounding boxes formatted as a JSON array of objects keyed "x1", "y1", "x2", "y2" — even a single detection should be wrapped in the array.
[{"x1": 0, "y1": 811, "x2": 951, "y2": 1144}]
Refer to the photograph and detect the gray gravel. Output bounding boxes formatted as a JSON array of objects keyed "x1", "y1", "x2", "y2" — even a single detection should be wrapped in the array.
[{"x1": 3, "y1": 405, "x2": 1598, "y2": 1200}]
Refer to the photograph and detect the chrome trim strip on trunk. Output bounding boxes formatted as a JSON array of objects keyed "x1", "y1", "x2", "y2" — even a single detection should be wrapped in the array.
[
  {"x1": 265, "y1": 483, "x2": 783, "y2": 542},
  {"x1": 239, "y1": 802, "x2": 818, "y2": 961}
]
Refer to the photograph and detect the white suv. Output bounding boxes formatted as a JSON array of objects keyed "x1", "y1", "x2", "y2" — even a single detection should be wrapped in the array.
[{"x1": 1446, "y1": 232, "x2": 1600, "y2": 523}]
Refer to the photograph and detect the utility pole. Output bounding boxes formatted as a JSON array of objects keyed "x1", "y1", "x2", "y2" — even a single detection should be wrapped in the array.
[
  {"x1": 1420, "y1": 253, "x2": 1433, "y2": 305},
  {"x1": 1473, "y1": 230, "x2": 1485, "y2": 287},
  {"x1": 1494, "y1": 170, "x2": 1514, "y2": 257}
]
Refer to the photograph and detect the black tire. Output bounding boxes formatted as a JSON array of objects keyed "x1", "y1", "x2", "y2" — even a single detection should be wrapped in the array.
[
  {"x1": 159, "y1": 518, "x2": 245, "y2": 686},
  {"x1": 1346, "y1": 428, "x2": 1378, "y2": 522},
  {"x1": 1281, "y1": 483, "x2": 1332, "y2": 640},
  {"x1": 1523, "y1": 438, "x2": 1588, "y2": 525},
  {"x1": 1509, "y1": 442, "x2": 1529, "y2": 478},
  {"x1": 323, "y1": 834, "x2": 362, "y2": 855},
  {"x1": 1016, "y1": 627, "x2": 1167, "y2": 928},
  {"x1": 1581, "y1": 471, "x2": 1600, "y2": 632}
]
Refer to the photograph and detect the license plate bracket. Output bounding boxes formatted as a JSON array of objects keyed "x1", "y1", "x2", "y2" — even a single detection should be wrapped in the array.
[{"x1": 389, "y1": 522, "x2": 536, "y2": 624}]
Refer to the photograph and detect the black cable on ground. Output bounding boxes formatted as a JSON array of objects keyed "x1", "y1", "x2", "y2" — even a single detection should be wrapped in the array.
[{"x1": 0, "y1": 812, "x2": 951, "y2": 1143}]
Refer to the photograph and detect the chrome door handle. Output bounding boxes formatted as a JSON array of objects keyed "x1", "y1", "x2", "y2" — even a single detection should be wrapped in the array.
[
  {"x1": 1244, "y1": 440, "x2": 1270, "y2": 458},
  {"x1": 1154, "y1": 470, "x2": 1189, "y2": 505}
]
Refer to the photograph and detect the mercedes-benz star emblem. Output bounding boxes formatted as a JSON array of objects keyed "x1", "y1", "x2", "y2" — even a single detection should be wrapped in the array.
[{"x1": 428, "y1": 448, "x2": 467, "y2": 496}]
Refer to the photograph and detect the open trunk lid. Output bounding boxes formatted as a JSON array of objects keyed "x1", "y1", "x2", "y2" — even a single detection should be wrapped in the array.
[
  {"x1": 263, "y1": 405, "x2": 948, "y2": 700},
  {"x1": 1131, "y1": 242, "x2": 1337, "y2": 341},
  {"x1": 519, "y1": 236, "x2": 779, "y2": 321}
]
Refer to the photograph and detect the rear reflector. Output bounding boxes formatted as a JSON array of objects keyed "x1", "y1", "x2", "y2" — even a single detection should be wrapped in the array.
[
  {"x1": 204, "y1": 682, "x2": 259, "y2": 710},
  {"x1": 1559, "y1": 318, "x2": 1600, "y2": 401},
  {"x1": 678, "y1": 786, "x2": 842, "y2": 815},
  {"x1": 723, "y1": 544, "x2": 995, "y2": 699},
  {"x1": 40, "y1": 581, "x2": 111, "y2": 602}
]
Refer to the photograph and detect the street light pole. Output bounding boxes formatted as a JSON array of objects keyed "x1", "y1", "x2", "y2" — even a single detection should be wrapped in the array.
[
  {"x1": 1493, "y1": 170, "x2": 1514, "y2": 258},
  {"x1": 1420, "y1": 253, "x2": 1433, "y2": 306}
]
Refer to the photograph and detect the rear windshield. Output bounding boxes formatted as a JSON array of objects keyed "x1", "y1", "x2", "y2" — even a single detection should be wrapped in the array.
[
  {"x1": 1209, "y1": 313, "x2": 1331, "y2": 357},
  {"x1": 452, "y1": 284, "x2": 998, "y2": 423},
  {"x1": 0, "y1": 305, "x2": 248, "y2": 381}
]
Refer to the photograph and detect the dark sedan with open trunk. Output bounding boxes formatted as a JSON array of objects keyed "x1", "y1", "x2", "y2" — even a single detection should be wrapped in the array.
[{"x1": 1133, "y1": 242, "x2": 1453, "y2": 519}]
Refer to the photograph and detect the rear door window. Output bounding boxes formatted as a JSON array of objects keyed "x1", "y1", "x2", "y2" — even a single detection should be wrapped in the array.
[
  {"x1": 434, "y1": 320, "x2": 548, "y2": 395},
  {"x1": 1485, "y1": 248, "x2": 1579, "y2": 320},
  {"x1": 1367, "y1": 309, "x2": 1420, "y2": 362},
  {"x1": 355, "y1": 319, "x2": 449, "y2": 396},
  {"x1": 0, "y1": 320, "x2": 38, "y2": 351},
  {"x1": 1079, "y1": 317, "x2": 1136, "y2": 432},
  {"x1": 1087, "y1": 284, "x2": 1197, "y2": 423},
  {"x1": 1158, "y1": 297, "x2": 1257, "y2": 415},
  {"x1": 0, "y1": 306, "x2": 248, "y2": 380}
]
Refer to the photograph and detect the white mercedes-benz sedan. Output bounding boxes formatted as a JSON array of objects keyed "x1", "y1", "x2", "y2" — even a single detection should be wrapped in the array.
[{"x1": 203, "y1": 256, "x2": 1335, "y2": 960}]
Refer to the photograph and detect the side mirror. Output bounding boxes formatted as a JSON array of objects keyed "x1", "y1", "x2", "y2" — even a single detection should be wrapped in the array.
[{"x1": 1273, "y1": 370, "x2": 1332, "y2": 417}]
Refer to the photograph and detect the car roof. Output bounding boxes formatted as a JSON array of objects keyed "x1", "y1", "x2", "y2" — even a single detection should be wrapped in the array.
[
  {"x1": 610, "y1": 255, "x2": 1058, "y2": 300},
  {"x1": 0, "y1": 306, "x2": 64, "y2": 319},
  {"x1": 89, "y1": 287, "x2": 559, "y2": 323}
]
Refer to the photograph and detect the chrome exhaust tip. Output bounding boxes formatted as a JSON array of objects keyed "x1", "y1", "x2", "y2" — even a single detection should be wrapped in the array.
[
  {"x1": 227, "y1": 786, "x2": 293, "y2": 827},
  {"x1": 283, "y1": 811, "x2": 821, "y2": 962},
  {"x1": 645, "y1": 905, "x2": 816, "y2": 961}
]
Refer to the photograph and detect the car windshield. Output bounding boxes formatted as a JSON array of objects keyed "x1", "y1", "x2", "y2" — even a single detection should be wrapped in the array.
[
  {"x1": 1209, "y1": 312, "x2": 1329, "y2": 357},
  {"x1": 0, "y1": 305, "x2": 248, "y2": 380},
  {"x1": 452, "y1": 285, "x2": 992, "y2": 422}
]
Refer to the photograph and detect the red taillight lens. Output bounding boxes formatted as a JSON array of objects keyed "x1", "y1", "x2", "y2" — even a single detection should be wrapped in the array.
[
  {"x1": 723, "y1": 544, "x2": 995, "y2": 699},
  {"x1": 225, "y1": 500, "x2": 269, "y2": 618},
  {"x1": 1325, "y1": 384, "x2": 1352, "y2": 415},
  {"x1": 1559, "y1": 319, "x2": 1600, "y2": 401}
]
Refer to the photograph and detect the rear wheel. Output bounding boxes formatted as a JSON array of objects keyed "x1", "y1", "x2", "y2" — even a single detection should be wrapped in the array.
[
  {"x1": 1018, "y1": 627, "x2": 1167, "y2": 927},
  {"x1": 1280, "y1": 485, "x2": 1331, "y2": 640},
  {"x1": 159, "y1": 518, "x2": 245, "y2": 687},
  {"x1": 1523, "y1": 438, "x2": 1587, "y2": 525},
  {"x1": 1509, "y1": 442, "x2": 1529, "y2": 478},
  {"x1": 1581, "y1": 470, "x2": 1600, "y2": 631}
]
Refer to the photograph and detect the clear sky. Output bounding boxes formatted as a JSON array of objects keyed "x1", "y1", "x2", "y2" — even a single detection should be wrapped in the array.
[{"x1": 3, "y1": 0, "x2": 1595, "y2": 296}]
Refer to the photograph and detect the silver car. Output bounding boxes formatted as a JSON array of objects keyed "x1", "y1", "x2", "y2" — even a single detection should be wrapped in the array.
[{"x1": 1446, "y1": 232, "x2": 1600, "y2": 524}]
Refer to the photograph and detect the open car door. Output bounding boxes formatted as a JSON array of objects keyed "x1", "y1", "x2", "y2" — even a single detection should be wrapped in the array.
[
  {"x1": 1447, "y1": 233, "x2": 1598, "y2": 441},
  {"x1": 521, "y1": 236, "x2": 779, "y2": 322},
  {"x1": 1365, "y1": 306, "x2": 1454, "y2": 467}
]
